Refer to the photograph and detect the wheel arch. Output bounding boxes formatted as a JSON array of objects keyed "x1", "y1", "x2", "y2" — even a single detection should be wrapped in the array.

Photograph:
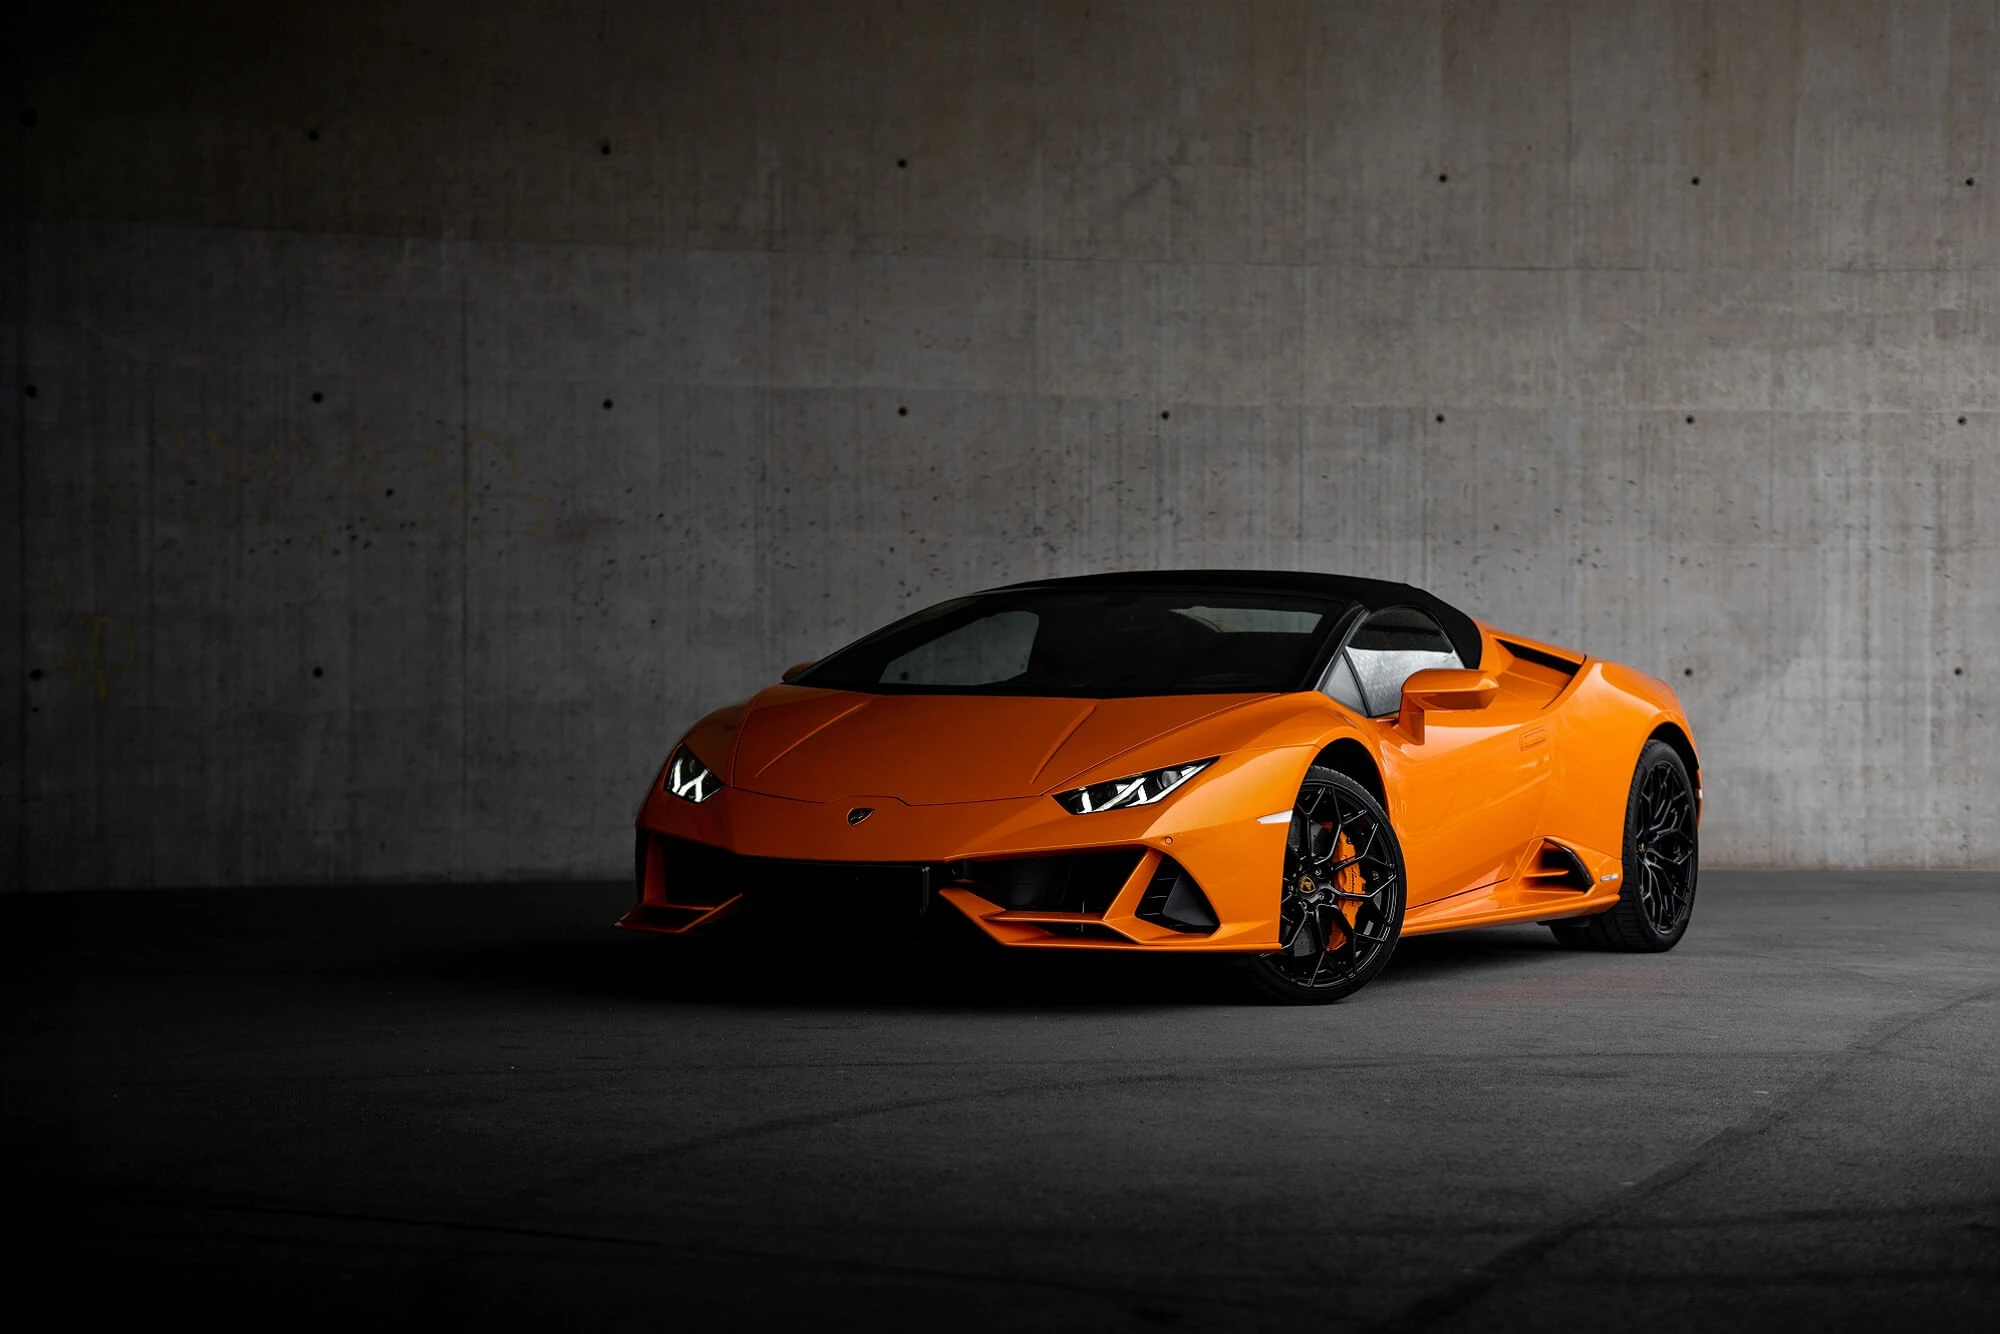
[
  {"x1": 1645, "y1": 720, "x2": 1701, "y2": 815},
  {"x1": 1307, "y1": 735, "x2": 1386, "y2": 811}
]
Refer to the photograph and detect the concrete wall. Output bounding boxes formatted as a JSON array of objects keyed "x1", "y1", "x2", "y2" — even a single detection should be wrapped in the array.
[{"x1": 5, "y1": 0, "x2": 1996, "y2": 887}]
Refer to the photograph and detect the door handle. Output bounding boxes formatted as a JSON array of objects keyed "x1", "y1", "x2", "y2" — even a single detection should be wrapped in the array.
[{"x1": 1520, "y1": 727, "x2": 1548, "y2": 751}]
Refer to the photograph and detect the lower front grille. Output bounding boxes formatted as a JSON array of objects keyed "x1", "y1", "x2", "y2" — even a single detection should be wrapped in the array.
[
  {"x1": 741, "y1": 857, "x2": 932, "y2": 918},
  {"x1": 946, "y1": 849, "x2": 1143, "y2": 915},
  {"x1": 643, "y1": 833, "x2": 934, "y2": 924},
  {"x1": 634, "y1": 834, "x2": 1161, "y2": 935}
]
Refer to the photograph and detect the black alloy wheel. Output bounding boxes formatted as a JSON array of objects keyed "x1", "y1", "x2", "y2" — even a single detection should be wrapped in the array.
[
  {"x1": 1238, "y1": 766, "x2": 1405, "y2": 1004},
  {"x1": 1549, "y1": 739, "x2": 1699, "y2": 952}
]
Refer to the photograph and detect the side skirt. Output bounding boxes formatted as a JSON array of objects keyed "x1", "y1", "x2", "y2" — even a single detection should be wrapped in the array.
[{"x1": 1402, "y1": 839, "x2": 1624, "y2": 936}]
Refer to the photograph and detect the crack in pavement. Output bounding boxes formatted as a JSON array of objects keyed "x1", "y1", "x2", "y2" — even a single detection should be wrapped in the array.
[{"x1": 1363, "y1": 980, "x2": 2000, "y2": 1333}]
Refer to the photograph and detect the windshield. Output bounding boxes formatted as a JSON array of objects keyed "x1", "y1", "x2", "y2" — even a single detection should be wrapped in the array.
[{"x1": 797, "y1": 587, "x2": 1353, "y2": 697}]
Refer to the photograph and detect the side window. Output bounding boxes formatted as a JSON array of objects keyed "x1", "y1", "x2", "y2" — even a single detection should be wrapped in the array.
[
  {"x1": 1325, "y1": 607, "x2": 1461, "y2": 716},
  {"x1": 880, "y1": 611, "x2": 1037, "y2": 685},
  {"x1": 1323, "y1": 653, "x2": 1367, "y2": 713}
]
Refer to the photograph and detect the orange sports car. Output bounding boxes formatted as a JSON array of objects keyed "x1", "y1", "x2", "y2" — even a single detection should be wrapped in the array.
[{"x1": 622, "y1": 571, "x2": 1701, "y2": 1002}]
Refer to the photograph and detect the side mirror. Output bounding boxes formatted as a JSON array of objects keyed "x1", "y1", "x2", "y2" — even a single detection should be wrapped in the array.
[
  {"x1": 780, "y1": 660, "x2": 816, "y2": 683},
  {"x1": 1397, "y1": 668, "x2": 1499, "y2": 743}
]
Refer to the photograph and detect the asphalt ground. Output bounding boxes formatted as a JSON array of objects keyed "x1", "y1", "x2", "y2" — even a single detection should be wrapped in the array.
[{"x1": 5, "y1": 871, "x2": 1996, "y2": 1330}]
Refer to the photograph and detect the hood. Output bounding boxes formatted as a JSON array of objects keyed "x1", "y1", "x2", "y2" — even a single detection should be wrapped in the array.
[{"x1": 727, "y1": 688, "x2": 1270, "y2": 805}]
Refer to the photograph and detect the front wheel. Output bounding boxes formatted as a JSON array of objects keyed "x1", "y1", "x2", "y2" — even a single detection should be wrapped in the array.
[
  {"x1": 1236, "y1": 767, "x2": 1406, "y2": 1004},
  {"x1": 1549, "y1": 739, "x2": 1699, "y2": 952}
]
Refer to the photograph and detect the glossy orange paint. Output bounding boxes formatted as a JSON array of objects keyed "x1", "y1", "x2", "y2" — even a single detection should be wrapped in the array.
[{"x1": 625, "y1": 618, "x2": 1698, "y2": 951}]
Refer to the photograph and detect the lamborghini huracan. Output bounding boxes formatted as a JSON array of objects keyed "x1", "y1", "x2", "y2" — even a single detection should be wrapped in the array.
[{"x1": 622, "y1": 571, "x2": 1701, "y2": 1002}]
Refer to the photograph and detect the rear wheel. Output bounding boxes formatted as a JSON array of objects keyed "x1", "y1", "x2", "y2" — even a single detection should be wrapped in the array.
[
  {"x1": 1549, "y1": 739, "x2": 1699, "y2": 952},
  {"x1": 1237, "y1": 767, "x2": 1405, "y2": 1004}
]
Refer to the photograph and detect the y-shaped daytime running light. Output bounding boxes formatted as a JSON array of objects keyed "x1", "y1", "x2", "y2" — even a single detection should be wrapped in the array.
[
  {"x1": 1053, "y1": 758, "x2": 1216, "y2": 815},
  {"x1": 664, "y1": 745, "x2": 721, "y2": 803}
]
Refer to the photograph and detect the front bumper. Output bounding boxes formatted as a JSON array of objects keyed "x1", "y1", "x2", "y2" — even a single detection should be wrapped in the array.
[{"x1": 620, "y1": 746, "x2": 1312, "y2": 951}]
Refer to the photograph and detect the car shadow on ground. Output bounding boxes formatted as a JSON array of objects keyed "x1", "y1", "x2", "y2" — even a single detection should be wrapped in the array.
[
  {"x1": 9, "y1": 887, "x2": 1584, "y2": 1014},
  {"x1": 1381, "y1": 923, "x2": 1577, "y2": 981},
  {"x1": 396, "y1": 925, "x2": 1231, "y2": 1011},
  {"x1": 392, "y1": 915, "x2": 1580, "y2": 1012}
]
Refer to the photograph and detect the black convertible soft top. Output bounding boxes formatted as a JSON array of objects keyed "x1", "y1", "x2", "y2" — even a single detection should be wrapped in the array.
[{"x1": 987, "y1": 569, "x2": 1485, "y2": 671}]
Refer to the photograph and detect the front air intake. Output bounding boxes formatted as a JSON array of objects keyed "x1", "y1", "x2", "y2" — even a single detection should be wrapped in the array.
[
  {"x1": 1135, "y1": 857, "x2": 1219, "y2": 934},
  {"x1": 638, "y1": 834, "x2": 936, "y2": 932},
  {"x1": 950, "y1": 850, "x2": 1143, "y2": 915}
]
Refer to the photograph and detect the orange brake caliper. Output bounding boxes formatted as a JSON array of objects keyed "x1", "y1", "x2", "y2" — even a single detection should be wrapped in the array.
[{"x1": 1327, "y1": 829, "x2": 1364, "y2": 946}]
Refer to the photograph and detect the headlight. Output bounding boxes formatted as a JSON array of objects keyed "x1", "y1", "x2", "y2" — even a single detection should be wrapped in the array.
[
  {"x1": 1053, "y1": 758, "x2": 1215, "y2": 815},
  {"x1": 663, "y1": 744, "x2": 722, "y2": 803}
]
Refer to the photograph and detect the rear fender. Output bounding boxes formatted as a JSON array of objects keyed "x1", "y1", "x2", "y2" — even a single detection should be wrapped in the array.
[{"x1": 1542, "y1": 662, "x2": 1700, "y2": 859}]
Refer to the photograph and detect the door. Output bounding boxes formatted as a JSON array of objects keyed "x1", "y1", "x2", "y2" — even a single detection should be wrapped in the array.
[{"x1": 1324, "y1": 608, "x2": 1552, "y2": 905}]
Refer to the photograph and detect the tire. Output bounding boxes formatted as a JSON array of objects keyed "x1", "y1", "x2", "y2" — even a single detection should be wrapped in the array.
[
  {"x1": 1237, "y1": 767, "x2": 1406, "y2": 1004},
  {"x1": 1548, "y1": 739, "x2": 1699, "y2": 952}
]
